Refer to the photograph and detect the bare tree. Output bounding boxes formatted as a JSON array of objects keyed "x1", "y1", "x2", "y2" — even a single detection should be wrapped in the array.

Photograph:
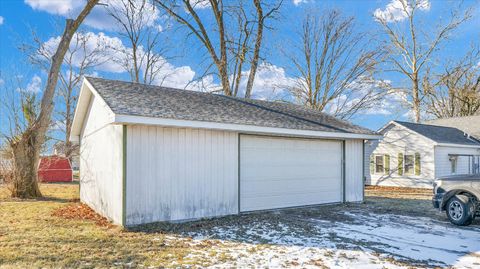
[
  {"x1": 56, "y1": 34, "x2": 106, "y2": 159},
  {"x1": 375, "y1": 0, "x2": 472, "y2": 122},
  {"x1": 107, "y1": 0, "x2": 172, "y2": 85},
  {"x1": 424, "y1": 47, "x2": 480, "y2": 118},
  {"x1": 25, "y1": 31, "x2": 107, "y2": 161},
  {"x1": 7, "y1": 0, "x2": 99, "y2": 198},
  {"x1": 284, "y1": 10, "x2": 388, "y2": 120},
  {"x1": 154, "y1": 0, "x2": 281, "y2": 97}
]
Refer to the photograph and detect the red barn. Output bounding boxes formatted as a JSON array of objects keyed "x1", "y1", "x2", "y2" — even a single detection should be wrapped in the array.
[{"x1": 38, "y1": 156, "x2": 72, "y2": 183}]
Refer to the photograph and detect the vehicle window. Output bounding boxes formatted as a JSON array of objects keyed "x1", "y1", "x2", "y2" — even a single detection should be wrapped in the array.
[
  {"x1": 404, "y1": 155, "x2": 414, "y2": 175},
  {"x1": 375, "y1": 155, "x2": 384, "y2": 174},
  {"x1": 450, "y1": 157, "x2": 457, "y2": 174}
]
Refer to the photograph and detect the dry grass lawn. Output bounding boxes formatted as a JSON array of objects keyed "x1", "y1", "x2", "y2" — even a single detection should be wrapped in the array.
[
  {"x1": 365, "y1": 185, "x2": 432, "y2": 200},
  {"x1": 0, "y1": 183, "x2": 208, "y2": 268}
]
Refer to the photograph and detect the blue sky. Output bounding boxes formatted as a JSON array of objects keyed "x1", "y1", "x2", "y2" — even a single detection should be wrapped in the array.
[{"x1": 0, "y1": 0, "x2": 479, "y2": 143}]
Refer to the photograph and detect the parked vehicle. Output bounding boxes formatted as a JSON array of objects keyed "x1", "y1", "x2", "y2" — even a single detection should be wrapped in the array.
[{"x1": 433, "y1": 175, "x2": 480, "y2": 226}]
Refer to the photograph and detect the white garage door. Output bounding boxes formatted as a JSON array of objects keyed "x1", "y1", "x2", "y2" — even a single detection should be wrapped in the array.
[{"x1": 240, "y1": 135, "x2": 343, "y2": 212}]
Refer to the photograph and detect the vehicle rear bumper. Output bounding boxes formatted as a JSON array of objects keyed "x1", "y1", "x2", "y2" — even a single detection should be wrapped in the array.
[{"x1": 432, "y1": 193, "x2": 444, "y2": 209}]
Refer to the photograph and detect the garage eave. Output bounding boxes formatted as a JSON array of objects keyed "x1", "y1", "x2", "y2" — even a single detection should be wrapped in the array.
[{"x1": 113, "y1": 114, "x2": 382, "y2": 140}]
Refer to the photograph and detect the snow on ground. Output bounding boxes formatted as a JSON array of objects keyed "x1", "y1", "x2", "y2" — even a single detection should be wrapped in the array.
[
  {"x1": 181, "y1": 210, "x2": 480, "y2": 268},
  {"x1": 327, "y1": 212, "x2": 480, "y2": 267}
]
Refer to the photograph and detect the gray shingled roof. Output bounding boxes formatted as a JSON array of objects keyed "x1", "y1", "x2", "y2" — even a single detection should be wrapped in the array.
[
  {"x1": 394, "y1": 121, "x2": 480, "y2": 146},
  {"x1": 86, "y1": 77, "x2": 376, "y2": 135},
  {"x1": 426, "y1": 116, "x2": 480, "y2": 140}
]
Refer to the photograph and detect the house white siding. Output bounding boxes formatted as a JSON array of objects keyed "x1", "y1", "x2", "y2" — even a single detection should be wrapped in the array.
[
  {"x1": 345, "y1": 140, "x2": 364, "y2": 202},
  {"x1": 80, "y1": 95, "x2": 123, "y2": 225},
  {"x1": 125, "y1": 126, "x2": 238, "y2": 225},
  {"x1": 434, "y1": 146, "x2": 480, "y2": 177},
  {"x1": 365, "y1": 124, "x2": 435, "y2": 188}
]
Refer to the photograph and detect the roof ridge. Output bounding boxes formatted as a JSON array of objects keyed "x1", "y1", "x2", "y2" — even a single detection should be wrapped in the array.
[
  {"x1": 392, "y1": 120, "x2": 480, "y2": 146},
  {"x1": 246, "y1": 98, "x2": 370, "y2": 131},
  {"x1": 394, "y1": 120, "x2": 462, "y2": 130},
  {"x1": 220, "y1": 95, "x2": 349, "y2": 133},
  {"x1": 86, "y1": 76, "x2": 214, "y2": 96}
]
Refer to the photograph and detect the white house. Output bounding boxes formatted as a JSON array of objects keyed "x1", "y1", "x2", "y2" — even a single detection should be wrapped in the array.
[
  {"x1": 71, "y1": 77, "x2": 381, "y2": 226},
  {"x1": 365, "y1": 121, "x2": 480, "y2": 188}
]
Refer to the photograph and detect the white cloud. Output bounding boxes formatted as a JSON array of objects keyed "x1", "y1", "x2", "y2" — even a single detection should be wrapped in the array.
[
  {"x1": 153, "y1": 63, "x2": 196, "y2": 88},
  {"x1": 321, "y1": 76, "x2": 406, "y2": 118},
  {"x1": 293, "y1": 0, "x2": 310, "y2": 6},
  {"x1": 94, "y1": 0, "x2": 160, "y2": 31},
  {"x1": 22, "y1": 75, "x2": 42, "y2": 93},
  {"x1": 41, "y1": 31, "x2": 197, "y2": 89},
  {"x1": 365, "y1": 90, "x2": 407, "y2": 116},
  {"x1": 185, "y1": 75, "x2": 221, "y2": 92},
  {"x1": 238, "y1": 63, "x2": 296, "y2": 100},
  {"x1": 0, "y1": 78, "x2": 4, "y2": 86},
  {"x1": 41, "y1": 32, "x2": 125, "y2": 73},
  {"x1": 25, "y1": 0, "x2": 161, "y2": 31},
  {"x1": 0, "y1": 16, "x2": 4, "y2": 25},
  {"x1": 24, "y1": 0, "x2": 84, "y2": 16},
  {"x1": 182, "y1": 63, "x2": 295, "y2": 100},
  {"x1": 189, "y1": 0, "x2": 211, "y2": 9},
  {"x1": 374, "y1": 0, "x2": 430, "y2": 23}
]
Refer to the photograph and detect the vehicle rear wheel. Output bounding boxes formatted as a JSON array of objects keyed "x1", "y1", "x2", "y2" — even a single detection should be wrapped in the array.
[{"x1": 446, "y1": 195, "x2": 475, "y2": 226}]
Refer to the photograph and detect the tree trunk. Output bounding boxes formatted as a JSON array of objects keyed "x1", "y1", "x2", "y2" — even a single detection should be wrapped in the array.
[
  {"x1": 218, "y1": 63, "x2": 232, "y2": 96},
  {"x1": 245, "y1": 0, "x2": 264, "y2": 99},
  {"x1": 10, "y1": 131, "x2": 42, "y2": 198},
  {"x1": 412, "y1": 77, "x2": 421, "y2": 123}
]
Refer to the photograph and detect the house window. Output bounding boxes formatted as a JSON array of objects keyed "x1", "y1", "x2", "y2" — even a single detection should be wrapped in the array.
[
  {"x1": 375, "y1": 155, "x2": 384, "y2": 174},
  {"x1": 404, "y1": 155, "x2": 415, "y2": 175}
]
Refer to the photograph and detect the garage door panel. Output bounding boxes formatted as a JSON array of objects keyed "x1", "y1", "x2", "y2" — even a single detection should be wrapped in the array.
[
  {"x1": 241, "y1": 170, "x2": 341, "y2": 182},
  {"x1": 241, "y1": 162, "x2": 338, "y2": 173},
  {"x1": 243, "y1": 154, "x2": 340, "y2": 166},
  {"x1": 242, "y1": 151, "x2": 341, "y2": 166},
  {"x1": 240, "y1": 135, "x2": 342, "y2": 212},
  {"x1": 241, "y1": 182, "x2": 342, "y2": 198},
  {"x1": 241, "y1": 192, "x2": 341, "y2": 211}
]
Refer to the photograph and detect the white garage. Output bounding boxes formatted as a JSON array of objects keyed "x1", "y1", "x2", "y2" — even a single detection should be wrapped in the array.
[
  {"x1": 240, "y1": 135, "x2": 343, "y2": 211},
  {"x1": 71, "y1": 77, "x2": 380, "y2": 226}
]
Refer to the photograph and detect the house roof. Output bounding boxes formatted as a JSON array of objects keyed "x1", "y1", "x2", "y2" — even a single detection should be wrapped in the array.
[
  {"x1": 82, "y1": 77, "x2": 377, "y2": 136},
  {"x1": 392, "y1": 121, "x2": 480, "y2": 146},
  {"x1": 425, "y1": 116, "x2": 480, "y2": 140}
]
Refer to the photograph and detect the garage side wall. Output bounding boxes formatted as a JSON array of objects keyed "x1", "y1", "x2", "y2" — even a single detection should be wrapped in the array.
[
  {"x1": 345, "y1": 139, "x2": 364, "y2": 202},
  {"x1": 80, "y1": 96, "x2": 123, "y2": 225},
  {"x1": 125, "y1": 126, "x2": 238, "y2": 225}
]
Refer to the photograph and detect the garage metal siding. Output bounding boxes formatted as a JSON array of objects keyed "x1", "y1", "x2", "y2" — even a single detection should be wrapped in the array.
[
  {"x1": 240, "y1": 135, "x2": 343, "y2": 211},
  {"x1": 125, "y1": 126, "x2": 238, "y2": 225},
  {"x1": 80, "y1": 95, "x2": 123, "y2": 225},
  {"x1": 345, "y1": 140, "x2": 364, "y2": 202}
]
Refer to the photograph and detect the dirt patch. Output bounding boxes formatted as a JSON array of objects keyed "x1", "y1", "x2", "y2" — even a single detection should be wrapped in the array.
[
  {"x1": 52, "y1": 203, "x2": 115, "y2": 228},
  {"x1": 365, "y1": 185, "x2": 432, "y2": 200}
]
